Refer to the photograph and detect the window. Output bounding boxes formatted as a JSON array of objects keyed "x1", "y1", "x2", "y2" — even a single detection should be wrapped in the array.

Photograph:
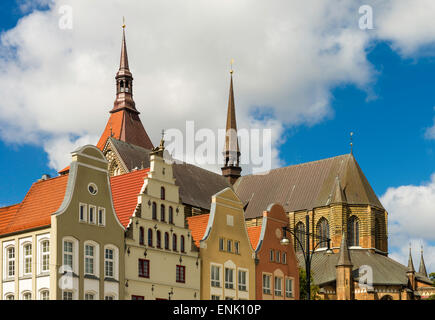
[
  {"x1": 180, "y1": 236, "x2": 185, "y2": 253},
  {"x1": 40, "y1": 290, "x2": 49, "y2": 300},
  {"x1": 225, "y1": 268, "x2": 234, "y2": 289},
  {"x1": 283, "y1": 252, "x2": 287, "y2": 265},
  {"x1": 276, "y1": 251, "x2": 281, "y2": 263},
  {"x1": 296, "y1": 222, "x2": 306, "y2": 252},
  {"x1": 238, "y1": 270, "x2": 247, "y2": 291},
  {"x1": 161, "y1": 186, "x2": 165, "y2": 200},
  {"x1": 211, "y1": 265, "x2": 221, "y2": 287},
  {"x1": 63, "y1": 241, "x2": 73, "y2": 270},
  {"x1": 6, "y1": 247, "x2": 15, "y2": 277},
  {"x1": 105, "y1": 248, "x2": 114, "y2": 278},
  {"x1": 375, "y1": 217, "x2": 382, "y2": 250},
  {"x1": 85, "y1": 244, "x2": 95, "y2": 275},
  {"x1": 157, "y1": 231, "x2": 162, "y2": 248},
  {"x1": 169, "y1": 206, "x2": 174, "y2": 224},
  {"x1": 263, "y1": 274, "x2": 271, "y2": 294},
  {"x1": 164, "y1": 232, "x2": 170, "y2": 250},
  {"x1": 138, "y1": 259, "x2": 150, "y2": 278},
  {"x1": 98, "y1": 207, "x2": 105, "y2": 226},
  {"x1": 88, "y1": 183, "x2": 98, "y2": 195},
  {"x1": 105, "y1": 295, "x2": 114, "y2": 300},
  {"x1": 63, "y1": 291, "x2": 73, "y2": 300},
  {"x1": 79, "y1": 203, "x2": 87, "y2": 222},
  {"x1": 269, "y1": 249, "x2": 274, "y2": 262},
  {"x1": 348, "y1": 216, "x2": 360, "y2": 247},
  {"x1": 211, "y1": 295, "x2": 220, "y2": 300},
  {"x1": 317, "y1": 218, "x2": 330, "y2": 248},
  {"x1": 274, "y1": 277, "x2": 282, "y2": 296},
  {"x1": 152, "y1": 202, "x2": 157, "y2": 220},
  {"x1": 219, "y1": 238, "x2": 224, "y2": 251},
  {"x1": 24, "y1": 244, "x2": 32, "y2": 274},
  {"x1": 235, "y1": 241, "x2": 240, "y2": 254},
  {"x1": 132, "y1": 295, "x2": 144, "y2": 300},
  {"x1": 139, "y1": 227, "x2": 145, "y2": 245},
  {"x1": 85, "y1": 293, "x2": 95, "y2": 300},
  {"x1": 41, "y1": 240, "x2": 50, "y2": 272},
  {"x1": 227, "y1": 240, "x2": 232, "y2": 253},
  {"x1": 22, "y1": 292, "x2": 32, "y2": 300},
  {"x1": 285, "y1": 278, "x2": 294, "y2": 298},
  {"x1": 5, "y1": 294, "x2": 14, "y2": 300},
  {"x1": 148, "y1": 228, "x2": 153, "y2": 247},
  {"x1": 176, "y1": 265, "x2": 186, "y2": 283},
  {"x1": 172, "y1": 234, "x2": 177, "y2": 251},
  {"x1": 160, "y1": 204, "x2": 166, "y2": 222},
  {"x1": 89, "y1": 205, "x2": 96, "y2": 224}
]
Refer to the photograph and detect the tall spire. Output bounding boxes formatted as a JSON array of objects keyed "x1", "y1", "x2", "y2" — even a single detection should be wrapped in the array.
[
  {"x1": 337, "y1": 231, "x2": 353, "y2": 267},
  {"x1": 112, "y1": 22, "x2": 136, "y2": 113},
  {"x1": 221, "y1": 61, "x2": 242, "y2": 184},
  {"x1": 419, "y1": 246, "x2": 428, "y2": 277},
  {"x1": 407, "y1": 245, "x2": 415, "y2": 273}
]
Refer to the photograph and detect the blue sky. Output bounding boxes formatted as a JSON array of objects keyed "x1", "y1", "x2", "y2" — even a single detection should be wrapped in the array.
[{"x1": 0, "y1": 1, "x2": 434, "y2": 272}]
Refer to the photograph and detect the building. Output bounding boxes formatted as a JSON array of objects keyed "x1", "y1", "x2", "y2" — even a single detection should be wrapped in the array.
[
  {"x1": 187, "y1": 188, "x2": 256, "y2": 300},
  {"x1": 0, "y1": 145, "x2": 125, "y2": 300},
  {"x1": 247, "y1": 204, "x2": 299, "y2": 300}
]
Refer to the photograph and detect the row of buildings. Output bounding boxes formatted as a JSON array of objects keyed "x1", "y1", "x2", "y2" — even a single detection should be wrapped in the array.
[{"x1": 0, "y1": 26, "x2": 433, "y2": 300}]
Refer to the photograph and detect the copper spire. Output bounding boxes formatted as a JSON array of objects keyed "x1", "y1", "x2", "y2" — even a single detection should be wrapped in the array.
[
  {"x1": 118, "y1": 26, "x2": 131, "y2": 77},
  {"x1": 418, "y1": 246, "x2": 428, "y2": 277}
]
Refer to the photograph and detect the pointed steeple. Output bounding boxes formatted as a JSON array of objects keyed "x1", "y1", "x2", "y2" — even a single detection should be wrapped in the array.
[
  {"x1": 337, "y1": 231, "x2": 353, "y2": 267},
  {"x1": 419, "y1": 246, "x2": 428, "y2": 277},
  {"x1": 221, "y1": 64, "x2": 241, "y2": 184},
  {"x1": 407, "y1": 245, "x2": 415, "y2": 273},
  {"x1": 331, "y1": 176, "x2": 347, "y2": 204}
]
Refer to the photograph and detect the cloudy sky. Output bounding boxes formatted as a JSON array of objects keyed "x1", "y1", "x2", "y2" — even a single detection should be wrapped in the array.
[{"x1": 0, "y1": 0, "x2": 435, "y2": 274}]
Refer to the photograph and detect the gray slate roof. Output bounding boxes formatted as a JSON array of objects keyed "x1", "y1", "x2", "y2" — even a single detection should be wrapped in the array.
[
  {"x1": 234, "y1": 153, "x2": 384, "y2": 219},
  {"x1": 297, "y1": 249, "x2": 433, "y2": 286}
]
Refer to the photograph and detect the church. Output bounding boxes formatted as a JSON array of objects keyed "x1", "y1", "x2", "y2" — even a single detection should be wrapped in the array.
[{"x1": 0, "y1": 26, "x2": 433, "y2": 300}]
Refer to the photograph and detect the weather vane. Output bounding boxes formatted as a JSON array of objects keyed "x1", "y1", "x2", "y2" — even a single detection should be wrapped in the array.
[
  {"x1": 350, "y1": 131, "x2": 354, "y2": 154},
  {"x1": 230, "y1": 58, "x2": 234, "y2": 74}
]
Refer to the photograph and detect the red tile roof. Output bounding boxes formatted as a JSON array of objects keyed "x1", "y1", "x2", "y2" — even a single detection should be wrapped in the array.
[
  {"x1": 0, "y1": 175, "x2": 69, "y2": 236},
  {"x1": 247, "y1": 226, "x2": 262, "y2": 250},
  {"x1": 187, "y1": 214, "x2": 210, "y2": 247},
  {"x1": 110, "y1": 168, "x2": 149, "y2": 227}
]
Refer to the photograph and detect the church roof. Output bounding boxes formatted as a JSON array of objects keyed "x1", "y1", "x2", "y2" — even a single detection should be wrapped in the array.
[
  {"x1": 0, "y1": 175, "x2": 69, "y2": 236},
  {"x1": 186, "y1": 213, "x2": 210, "y2": 247},
  {"x1": 297, "y1": 249, "x2": 433, "y2": 287},
  {"x1": 234, "y1": 153, "x2": 384, "y2": 219}
]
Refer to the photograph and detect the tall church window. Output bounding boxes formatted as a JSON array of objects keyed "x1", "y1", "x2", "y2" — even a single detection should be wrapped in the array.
[
  {"x1": 181, "y1": 236, "x2": 185, "y2": 253},
  {"x1": 316, "y1": 218, "x2": 330, "y2": 249},
  {"x1": 139, "y1": 227, "x2": 145, "y2": 245},
  {"x1": 164, "y1": 232, "x2": 170, "y2": 250},
  {"x1": 152, "y1": 202, "x2": 157, "y2": 220},
  {"x1": 160, "y1": 204, "x2": 166, "y2": 222},
  {"x1": 172, "y1": 234, "x2": 177, "y2": 251},
  {"x1": 348, "y1": 216, "x2": 360, "y2": 247},
  {"x1": 295, "y1": 222, "x2": 306, "y2": 253},
  {"x1": 161, "y1": 187, "x2": 165, "y2": 200},
  {"x1": 169, "y1": 206, "x2": 174, "y2": 224},
  {"x1": 156, "y1": 231, "x2": 161, "y2": 248},
  {"x1": 148, "y1": 228, "x2": 153, "y2": 247}
]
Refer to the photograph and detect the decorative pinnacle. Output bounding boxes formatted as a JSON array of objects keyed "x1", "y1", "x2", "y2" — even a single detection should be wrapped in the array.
[
  {"x1": 230, "y1": 58, "x2": 234, "y2": 74},
  {"x1": 122, "y1": 16, "x2": 126, "y2": 29},
  {"x1": 350, "y1": 131, "x2": 354, "y2": 154}
]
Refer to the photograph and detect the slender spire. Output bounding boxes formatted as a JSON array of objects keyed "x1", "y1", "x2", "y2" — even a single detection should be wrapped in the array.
[
  {"x1": 419, "y1": 246, "x2": 428, "y2": 277},
  {"x1": 331, "y1": 176, "x2": 347, "y2": 204},
  {"x1": 337, "y1": 231, "x2": 353, "y2": 267},
  {"x1": 407, "y1": 245, "x2": 415, "y2": 273},
  {"x1": 221, "y1": 60, "x2": 242, "y2": 184}
]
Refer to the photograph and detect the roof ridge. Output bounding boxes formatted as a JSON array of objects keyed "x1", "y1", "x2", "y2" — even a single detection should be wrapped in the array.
[{"x1": 0, "y1": 203, "x2": 21, "y2": 210}]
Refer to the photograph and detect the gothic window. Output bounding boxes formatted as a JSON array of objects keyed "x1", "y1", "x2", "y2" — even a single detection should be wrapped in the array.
[
  {"x1": 348, "y1": 216, "x2": 360, "y2": 247},
  {"x1": 160, "y1": 187, "x2": 165, "y2": 200},
  {"x1": 147, "y1": 228, "x2": 153, "y2": 247},
  {"x1": 295, "y1": 222, "x2": 306, "y2": 253},
  {"x1": 172, "y1": 234, "x2": 177, "y2": 251},
  {"x1": 316, "y1": 218, "x2": 330, "y2": 249},
  {"x1": 120, "y1": 80, "x2": 125, "y2": 92},
  {"x1": 152, "y1": 202, "x2": 157, "y2": 220},
  {"x1": 180, "y1": 235, "x2": 185, "y2": 253},
  {"x1": 139, "y1": 227, "x2": 145, "y2": 245},
  {"x1": 156, "y1": 231, "x2": 161, "y2": 248},
  {"x1": 164, "y1": 232, "x2": 170, "y2": 250},
  {"x1": 160, "y1": 204, "x2": 165, "y2": 222},
  {"x1": 169, "y1": 206, "x2": 174, "y2": 224}
]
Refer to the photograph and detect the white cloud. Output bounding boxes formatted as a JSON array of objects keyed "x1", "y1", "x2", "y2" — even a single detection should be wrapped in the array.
[
  {"x1": 1, "y1": 0, "x2": 435, "y2": 173},
  {"x1": 381, "y1": 175, "x2": 435, "y2": 274}
]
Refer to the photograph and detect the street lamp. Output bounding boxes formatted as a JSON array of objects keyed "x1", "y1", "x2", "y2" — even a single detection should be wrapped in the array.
[{"x1": 280, "y1": 214, "x2": 332, "y2": 300}]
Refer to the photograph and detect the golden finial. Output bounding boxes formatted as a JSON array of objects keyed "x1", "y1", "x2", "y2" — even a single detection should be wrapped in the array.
[
  {"x1": 350, "y1": 131, "x2": 354, "y2": 154},
  {"x1": 230, "y1": 58, "x2": 234, "y2": 74},
  {"x1": 122, "y1": 16, "x2": 126, "y2": 29}
]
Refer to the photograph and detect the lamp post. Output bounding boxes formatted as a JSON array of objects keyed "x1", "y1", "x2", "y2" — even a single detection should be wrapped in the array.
[{"x1": 280, "y1": 214, "x2": 332, "y2": 300}]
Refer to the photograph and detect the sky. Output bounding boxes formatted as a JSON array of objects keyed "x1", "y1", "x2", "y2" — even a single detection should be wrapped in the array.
[{"x1": 0, "y1": 0, "x2": 435, "y2": 274}]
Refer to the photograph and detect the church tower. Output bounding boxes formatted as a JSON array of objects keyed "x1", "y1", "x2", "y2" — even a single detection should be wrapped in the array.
[
  {"x1": 419, "y1": 246, "x2": 428, "y2": 277},
  {"x1": 336, "y1": 232, "x2": 354, "y2": 300},
  {"x1": 96, "y1": 24, "x2": 154, "y2": 151},
  {"x1": 221, "y1": 67, "x2": 242, "y2": 184}
]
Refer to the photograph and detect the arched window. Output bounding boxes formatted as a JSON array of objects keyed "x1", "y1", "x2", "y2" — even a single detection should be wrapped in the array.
[
  {"x1": 160, "y1": 204, "x2": 165, "y2": 222},
  {"x1": 172, "y1": 234, "x2": 177, "y2": 251},
  {"x1": 40, "y1": 240, "x2": 49, "y2": 273},
  {"x1": 169, "y1": 206, "x2": 174, "y2": 224},
  {"x1": 164, "y1": 232, "x2": 170, "y2": 250},
  {"x1": 375, "y1": 217, "x2": 381, "y2": 250},
  {"x1": 348, "y1": 216, "x2": 360, "y2": 247},
  {"x1": 156, "y1": 231, "x2": 161, "y2": 248},
  {"x1": 120, "y1": 80, "x2": 124, "y2": 92},
  {"x1": 148, "y1": 229, "x2": 153, "y2": 247},
  {"x1": 295, "y1": 222, "x2": 306, "y2": 252},
  {"x1": 181, "y1": 236, "x2": 185, "y2": 253},
  {"x1": 316, "y1": 218, "x2": 330, "y2": 249},
  {"x1": 161, "y1": 187, "x2": 165, "y2": 200},
  {"x1": 152, "y1": 202, "x2": 157, "y2": 220},
  {"x1": 139, "y1": 227, "x2": 144, "y2": 245},
  {"x1": 6, "y1": 246, "x2": 15, "y2": 277}
]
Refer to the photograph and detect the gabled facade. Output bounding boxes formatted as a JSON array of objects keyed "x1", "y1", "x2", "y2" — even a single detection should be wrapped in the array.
[
  {"x1": 248, "y1": 204, "x2": 299, "y2": 300},
  {"x1": 187, "y1": 188, "x2": 256, "y2": 300}
]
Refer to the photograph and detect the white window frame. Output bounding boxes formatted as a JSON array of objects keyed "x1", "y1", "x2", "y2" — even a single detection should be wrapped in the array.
[
  {"x1": 285, "y1": 277, "x2": 294, "y2": 298},
  {"x1": 238, "y1": 269, "x2": 247, "y2": 291},
  {"x1": 5, "y1": 293, "x2": 14, "y2": 300},
  {"x1": 104, "y1": 245, "x2": 118, "y2": 280},
  {"x1": 225, "y1": 267, "x2": 234, "y2": 289},
  {"x1": 283, "y1": 252, "x2": 287, "y2": 265},
  {"x1": 227, "y1": 240, "x2": 232, "y2": 253},
  {"x1": 79, "y1": 203, "x2": 87, "y2": 222},
  {"x1": 62, "y1": 291, "x2": 73, "y2": 300},
  {"x1": 6, "y1": 246, "x2": 15, "y2": 278},
  {"x1": 40, "y1": 289, "x2": 49, "y2": 300},
  {"x1": 274, "y1": 276, "x2": 282, "y2": 296},
  {"x1": 85, "y1": 244, "x2": 95, "y2": 275},
  {"x1": 211, "y1": 295, "x2": 220, "y2": 300},
  {"x1": 263, "y1": 273, "x2": 271, "y2": 295},
  {"x1": 40, "y1": 240, "x2": 50, "y2": 273},
  {"x1": 63, "y1": 240, "x2": 73, "y2": 270},
  {"x1": 89, "y1": 205, "x2": 96, "y2": 224},
  {"x1": 22, "y1": 291, "x2": 32, "y2": 300},
  {"x1": 85, "y1": 292, "x2": 95, "y2": 300},
  {"x1": 235, "y1": 241, "x2": 240, "y2": 254},
  {"x1": 98, "y1": 207, "x2": 106, "y2": 226},
  {"x1": 211, "y1": 264, "x2": 221, "y2": 288},
  {"x1": 23, "y1": 243, "x2": 32, "y2": 275},
  {"x1": 276, "y1": 250, "x2": 281, "y2": 263}
]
